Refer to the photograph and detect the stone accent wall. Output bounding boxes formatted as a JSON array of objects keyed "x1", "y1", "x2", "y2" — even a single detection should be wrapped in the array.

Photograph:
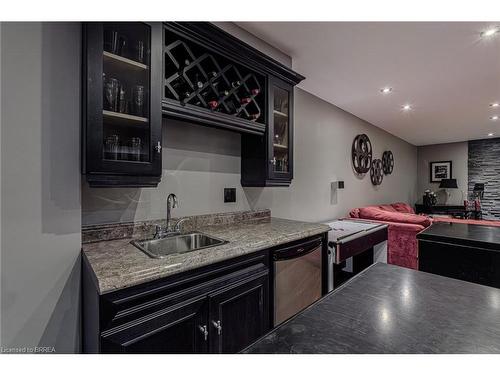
[{"x1": 468, "y1": 138, "x2": 500, "y2": 220}]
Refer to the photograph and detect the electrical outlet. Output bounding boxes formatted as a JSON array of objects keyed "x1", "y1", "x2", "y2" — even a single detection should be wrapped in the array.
[{"x1": 224, "y1": 188, "x2": 236, "y2": 203}]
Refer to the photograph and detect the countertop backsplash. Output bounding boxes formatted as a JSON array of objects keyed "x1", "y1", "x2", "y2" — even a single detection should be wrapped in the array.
[{"x1": 81, "y1": 209, "x2": 271, "y2": 244}]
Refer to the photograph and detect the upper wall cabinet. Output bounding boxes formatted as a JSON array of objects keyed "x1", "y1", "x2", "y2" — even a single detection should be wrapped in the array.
[
  {"x1": 161, "y1": 23, "x2": 304, "y2": 136},
  {"x1": 83, "y1": 22, "x2": 163, "y2": 187},
  {"x1": 241, "y1": 77, "x2": 295, "y2": 186},
  {"x1": 161, "y1": 23, "x2": 304, "y2": 186}
]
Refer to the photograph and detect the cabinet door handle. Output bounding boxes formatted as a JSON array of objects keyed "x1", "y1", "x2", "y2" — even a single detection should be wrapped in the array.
[
  {"x1": 155, "y1": 141, "x2": 162, "y2": 153},
  {"x1": 212, "y1": 320, "x2": 222, "y2": 335},
  {"x1": 198, "y1": 325, "x2": 208, "y2": 341}
]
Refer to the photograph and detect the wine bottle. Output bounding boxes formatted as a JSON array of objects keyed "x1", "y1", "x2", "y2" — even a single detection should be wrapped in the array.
[
  {"x1": 248, "y1": 113, "x2": 260, "y2": 121},
  {"x1": 240, "y1": 97, "x2": 251, "y2": 105},
  {"x1": 208, "y1": 100, "x2": 218, "y2": 110},
  {"x1": 194, "y1": 73, "x2": 203, "y2": 89},
  {"x1": 251, "y1": 88, "x2": 260, "y2": 96},
  {"x1": 231, "y1": 80, "x2": 241, "y2": 88}
]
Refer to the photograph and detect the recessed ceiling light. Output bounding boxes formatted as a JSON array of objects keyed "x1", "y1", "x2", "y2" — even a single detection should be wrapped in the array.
[
  {"x1": 490, "y1": 115, "x2": 499, "y2": 121},
  {"x1": 490, "y1": 103, "x2": 499, "y2": 108},
  {"x1": 380, "y1": 87, "x2": 392, "y2": 94},
  {"x1": 481, "y1": 27, "x2": 499, "y2": 38},
  {"x1": 488, "y1": 133, "x2": 495, "y2": 137},
  {"x1": 402, "y1": 104, "x2": 412, "y2": 111}
]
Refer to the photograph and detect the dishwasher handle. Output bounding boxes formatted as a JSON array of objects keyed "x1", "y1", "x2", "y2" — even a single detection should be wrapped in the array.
[{"x1": 273, "y1": 237, "x2": 322, "y2": 261}]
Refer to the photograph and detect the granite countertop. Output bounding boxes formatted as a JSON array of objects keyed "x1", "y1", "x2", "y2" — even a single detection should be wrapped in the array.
[
  {"x1": 82, "y1": 214, "x2": 329, "y2": 294},
  {"x1": 244, "y1": 262, "x2": 500, "y2": 354}
]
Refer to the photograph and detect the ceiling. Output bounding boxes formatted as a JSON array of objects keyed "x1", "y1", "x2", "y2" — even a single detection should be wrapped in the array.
[{"x1": 237, "y1": 22, "x2": 500, "y2": 146}]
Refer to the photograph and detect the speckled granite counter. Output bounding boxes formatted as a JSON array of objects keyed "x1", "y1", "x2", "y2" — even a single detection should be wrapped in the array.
[{"x1": 82, "y1": 210, "x2": 329, "y2": 294}]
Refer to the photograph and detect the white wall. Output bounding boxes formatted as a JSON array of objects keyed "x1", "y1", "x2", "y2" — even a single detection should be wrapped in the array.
[
  {"x1": 82, "y1": 87, "x2": 417, "y2": 225},
  {"x1": 0, "y1": 23, "x2": 81, "y2": 353},
  {"x1": 417, "y1": 142, "x2": 468, "y2": 205},
  {"x1": 249, "y1": 88, "x2": 418, "y2": 222},
  {"x1": 212, "y1": 22, "x2": 292, "y2": 68}
]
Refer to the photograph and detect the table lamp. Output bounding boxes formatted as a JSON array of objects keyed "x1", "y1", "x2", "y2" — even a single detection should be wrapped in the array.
[{"x1": 439, "y1": 178, "x2": 458, "y2": 204}]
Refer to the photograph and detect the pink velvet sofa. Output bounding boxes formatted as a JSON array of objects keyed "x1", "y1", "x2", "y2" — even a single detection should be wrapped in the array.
[
  {"x1": 349, "y1": 202, "x2": 429, "y2": 270},
  {"x1": 349, "y1": 202, "x2": 500, "y2": 270}
]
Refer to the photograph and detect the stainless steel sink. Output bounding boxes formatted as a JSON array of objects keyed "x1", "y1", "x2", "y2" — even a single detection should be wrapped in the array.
[{"x1": 131, "y1": 232, "x2": 228, "y2": 258}]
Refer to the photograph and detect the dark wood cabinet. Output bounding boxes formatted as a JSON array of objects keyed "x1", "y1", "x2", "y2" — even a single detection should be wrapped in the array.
[
  {"x1": 101, "y1": 296, "x2": 208, "y2": 353},
  {"x1": 82, "y1": 22, "x2": 163, "y2": 187},
  {"x1": 208, "y1": 272, "x2": 269, "y2": 353},
  {"x1": 241, "y1": 77, "x2": 294, "y2": 186},
  {"x1": 160, "y1": 22, "x2": 303, "y2": 187},
  {"x1": 82, "y1": 22, "x2": 303, "y2": 188},
  {"x1": 83, "y1": 249, "x2": 271, "y2": 354}
]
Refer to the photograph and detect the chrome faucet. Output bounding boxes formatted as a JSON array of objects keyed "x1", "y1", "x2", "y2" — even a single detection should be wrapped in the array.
[
  {"x1": 154, "y1": 193, "x2": 189, "y2": 239},
  {"x1": 166, "y1": 193, "x2": 178, "y2": 230}
]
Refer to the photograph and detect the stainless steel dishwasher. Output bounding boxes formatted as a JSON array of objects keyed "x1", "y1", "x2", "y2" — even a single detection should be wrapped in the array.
[{"x1": 273, "y1": 236, "x2": 323, "y2": 326}]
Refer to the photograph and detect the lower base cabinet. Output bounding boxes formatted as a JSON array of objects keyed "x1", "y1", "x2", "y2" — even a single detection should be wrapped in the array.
[
  {"x1": 208, "y1": 273, "x2": 268, "y2": 353},
  {"x1": 84, "y1": 250, "x2": 271, "y2": 354},
  {"x1": 83, "y1": 235, "x2": 325, "y2": 354}
]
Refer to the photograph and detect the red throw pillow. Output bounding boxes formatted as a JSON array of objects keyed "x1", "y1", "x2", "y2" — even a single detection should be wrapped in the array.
[
  {"x1": 358, "y1": 207, "x2": 431, "y2": 227},
  {"x1": 391, "y1": 202, "x2": 415, "y2": 214}
]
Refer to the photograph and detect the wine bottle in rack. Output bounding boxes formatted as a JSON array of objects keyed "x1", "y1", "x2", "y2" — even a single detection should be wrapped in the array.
[
  {"x1": 231, "y1": 80, "x2": 241, "y2": 88},
  {"x1": 248, "y1": 113, "x2": 260, "y2": 121},
  {"x1": 251, "y1": 88, "x2": 260, "y2": 96},
  {"x1": 240, "y1": 97, "x2": 252, "y2": 105},
  {"x1": 208, "y1": 100, "x2": 218, "y2": 110},
  {"x1": 194, "y1": 73, "x2": 203, "y2": 89}
]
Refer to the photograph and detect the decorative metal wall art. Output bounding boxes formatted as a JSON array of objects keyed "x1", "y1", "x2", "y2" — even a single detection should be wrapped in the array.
[
  {"x1": 352, "y1": 134, "x2": 373, "y2": 174},
  {"x1": 370, "y1": 159, "x2": 384, "y2": 185},
  {"x1": 382, "y1": 150, "x2": 394, "y2": 175}
]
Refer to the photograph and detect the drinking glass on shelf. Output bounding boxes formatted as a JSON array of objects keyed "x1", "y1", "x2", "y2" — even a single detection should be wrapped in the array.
[
  {"x1": 118, "y1": 86, "x2": 127, "y2": 114},
  {"x1": 104, "y1": 135, "x2": 120, "y2": 160},
  {"x1": 274, "y1": 97, "x2": 283, "y2": 112},
  {"x1": 132, "y1": 85, "x2": 145, "y2": 117},
  {"x1": 129, "y1": 137, "x2": 142, "y2": 161},
  {"x1": 104, "y1": 77, "x2": 120, "y2": 112},
  {"x1": 135, "y1": 40, "x2": 145, "y2": 63},
  {"x1": 104, "y1": 30, "x2": 119, "y2": 54},
  {"x1": 117, "y1": 35, "x2": 128, "y2": 57}
]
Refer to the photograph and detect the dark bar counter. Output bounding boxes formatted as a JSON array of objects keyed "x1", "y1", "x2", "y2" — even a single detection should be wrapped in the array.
[{"x1": 244, "y1": 263, "x2": 500, "y2": 354}]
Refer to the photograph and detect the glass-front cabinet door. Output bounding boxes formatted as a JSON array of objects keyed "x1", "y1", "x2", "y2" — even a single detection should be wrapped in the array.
[
  {"x1": 268, "y1": 77, "x2": 293, "y2": 181},
  {"x1": 83, "y1": 22, "x2": 162, "y2": 187}
]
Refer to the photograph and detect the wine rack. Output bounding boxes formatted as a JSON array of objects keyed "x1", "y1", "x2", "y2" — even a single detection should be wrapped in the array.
[{"x1": 163, "y1": 27, "x2": 266, "y2": 129}]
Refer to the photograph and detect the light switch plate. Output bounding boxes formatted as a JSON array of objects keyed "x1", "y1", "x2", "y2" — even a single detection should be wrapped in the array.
[{"x1": 224, "y1": 188, "x2": 236, "y2": 203}]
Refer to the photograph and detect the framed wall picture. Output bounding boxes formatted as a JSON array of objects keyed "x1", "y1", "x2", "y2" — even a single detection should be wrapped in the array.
[{"x1": 430, "y1": 160, "x2": 452, "y2": 183}]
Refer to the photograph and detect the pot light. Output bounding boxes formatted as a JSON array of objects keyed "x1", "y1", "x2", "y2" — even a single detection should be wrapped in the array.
[
  {"x1": 490, "y1": 115, "x2": 499, "y2": 121},
  {"x1": 488, "y1": 133, "x2": 495, "y2": 137},
  {"x1": 481, "y1": 27, "x2": 499, "y2": 38},
  {"x1": 380, "y1": 87, "x2": 392, "y2": 94},
  {"x1": 490, "y1": 103, "x2": 499, "y2": 108},
  {"x1": 402, "y1": 104, "x2": 412, "y2": 111}
]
